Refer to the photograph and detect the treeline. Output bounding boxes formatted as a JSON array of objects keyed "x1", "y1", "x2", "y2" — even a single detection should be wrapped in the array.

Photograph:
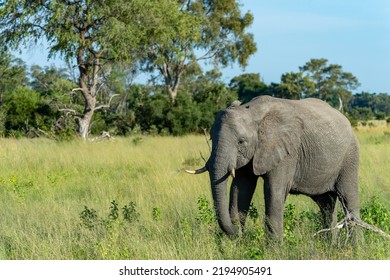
[
  {"x1": 1, "y1": 1, "x2": 389, "y2": 139},
  {"x1": 0, "y1": 52, "x2": 389, "y2": 139}
]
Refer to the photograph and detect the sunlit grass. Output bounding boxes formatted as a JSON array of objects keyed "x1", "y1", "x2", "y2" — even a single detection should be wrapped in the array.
[{"x1": 0, "y1": 128, "x2": 389, "y2": 260}]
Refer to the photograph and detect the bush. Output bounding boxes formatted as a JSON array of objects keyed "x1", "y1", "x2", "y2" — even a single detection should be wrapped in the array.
[{"x1": 361, "y1": 196, "x2": 390, "y2": 231}]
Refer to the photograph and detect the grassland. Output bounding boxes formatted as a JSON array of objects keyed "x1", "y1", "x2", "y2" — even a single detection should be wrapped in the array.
[{"x1": 0, "y1": 127, "x2": 389, "y2": 260}]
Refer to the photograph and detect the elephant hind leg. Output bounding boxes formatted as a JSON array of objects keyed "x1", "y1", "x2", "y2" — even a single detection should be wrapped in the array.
[
  {"x1": 334, "y1": 154, "x2": 363, "y2": 244},
  {"x1": 335, "y1": 142, "x2": 360, "y2": 222},
  {"x1": 311, "y1": 192, "x2": 338, "y2": 242},
  {"x1": 334, "y1": 167, "x2": 360, "y2": 222},
  {"x1": 312, "y1": 192, "x2": 338, "y2": 229}
]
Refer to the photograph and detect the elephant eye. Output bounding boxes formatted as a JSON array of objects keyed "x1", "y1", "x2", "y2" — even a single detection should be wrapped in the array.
[{"x1": 238, "y1": 138, "x2": 245, "y2": 145}]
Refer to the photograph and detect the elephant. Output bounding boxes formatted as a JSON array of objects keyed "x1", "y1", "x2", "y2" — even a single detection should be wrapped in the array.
[{"x1": 187, "y1": 95, "x2": 360, "y2": 240}]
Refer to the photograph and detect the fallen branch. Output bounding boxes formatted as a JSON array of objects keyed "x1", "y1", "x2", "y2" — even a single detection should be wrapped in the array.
[
  {"x1": 314, "y1": 218, "x2": 390, "y2": 239},
  {"x1": 90, "y1": 131, "x2": 114, "y2": 142}
]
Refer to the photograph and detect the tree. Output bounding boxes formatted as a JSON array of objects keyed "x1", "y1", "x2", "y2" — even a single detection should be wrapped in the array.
[
  {"x1": 30, "y1": 65, "x2": 75, "y2": 97},
  {"x1": 229, "y1": 73, "x2": 267, "y2": 103},
  {"x1": 2, "y1": 86, "x2": 50, "y2": 136},
  {"x1": 299, "y1": 58, "x2": 360, "y2": 111},
  {"x1": 275, "y1": 72, "x2": 314, "y2": 100},
  {"x1": 0, "y1": 51, "x2": 29, "y2": 104},
  {"x1": 348, "y1": 92, "x2": 390, "y2": 119},
  {"x1": 141, "y1": 0, "x2": 257, "y2": 103},
  {"x1": 0, "y1": 0, "x2": 170, "y2": 139}
]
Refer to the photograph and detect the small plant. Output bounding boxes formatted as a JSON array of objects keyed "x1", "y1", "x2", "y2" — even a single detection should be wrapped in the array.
[
  {"x1": 79, "y1": 200, "x2": 140, "y2": 230},
  {"x1": 284, "y1": 203, "x2": 297, "y2": 242},
  {"x1": 132, "y1": 136, "x2": 143, "y2": 146},
  {"x1": 109, "y1": 200, "x2": 119, "y2": 221},
  {"x1": 148, "y1": 125, "x2": 159, "y2": 136},
  {"x1": 361, "y1": 196, "x2": 390, "y2": 232},
  {"x1": 243, "y1": 227, "x2": 265, "y2": 260},
  {"x1": 122, "y1": 202, "x2": 140, "y2": 223},
  {"x1": 196, "y1": 196, "x2": 214, "y2": 224},
  {"x1": 248, "y1": 203, "x2": 259, "y2": 223},
  {"x1": 298, "y1": 209, "x2": 322, "y2": 231},
  {"x1": 152, "y1": 207, "x2": 161, "y2": 222},
  {"x1": 179, "y1": 217, "x2": 192, "y2": 240},
  {"x1": 246, "y1": 247, "x2": 265, "y2": 260},
  {"x1": 8, "y1": 176, "x2": 33, "y2": 202},
  {"x1": 80, "y1": 206, "x2": 99, "y2": 230}
]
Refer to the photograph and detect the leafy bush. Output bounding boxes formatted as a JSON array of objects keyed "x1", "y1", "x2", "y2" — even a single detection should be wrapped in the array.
[
  {"x1": 361, "y1": 196, "x2": 390, "y2": 231},
  {"x1": 196, "y1": 196, "x2": 215, "y2": 224},
  {"x1": 79, "y1": 200, "x2": 140, "y2": 231}
]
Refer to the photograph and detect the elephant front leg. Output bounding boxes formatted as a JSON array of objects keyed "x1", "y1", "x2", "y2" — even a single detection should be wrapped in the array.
[{"x1": 263, "y1": 177, "x2": 288, "y2": 240}]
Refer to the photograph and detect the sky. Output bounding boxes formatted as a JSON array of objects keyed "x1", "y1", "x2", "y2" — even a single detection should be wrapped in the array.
[
  {"x1": 231, "y1": 0, "x2": 390, "y2": 93},
  {"x1": 15, "y1": 0, "x2": 390, "y2": 93}
]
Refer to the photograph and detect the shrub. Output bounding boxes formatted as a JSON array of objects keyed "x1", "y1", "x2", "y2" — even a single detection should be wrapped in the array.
[
  {"x1": 361, "y1": 196, "x2": 390, "y2": 231},
  {"x1": 196, "y1": 196, "x2": 215, "y2": 224}
]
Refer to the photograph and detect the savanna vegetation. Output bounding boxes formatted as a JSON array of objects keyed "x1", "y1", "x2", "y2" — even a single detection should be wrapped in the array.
[
  {"x1": 0, "y1": 127, "x2": 389, "y2": 260},
  {"x1": 0, "y1": 0, "x2": 389, "y2": 260},
  {"x1": 0, "y1": 1, "x2": 389, "y2": 140}
]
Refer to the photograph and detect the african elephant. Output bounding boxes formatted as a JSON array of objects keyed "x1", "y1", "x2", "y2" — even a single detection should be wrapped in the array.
[{"x1": 187, "y1": 96, "x2": 360, "y2": 240}]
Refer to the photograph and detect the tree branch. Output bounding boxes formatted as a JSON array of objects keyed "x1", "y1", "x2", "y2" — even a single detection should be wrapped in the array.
[
  {"x1": 314, "y1": 218, "x2": 390, "y2": 239},
  {"x1": 93, "y1": 94, "x2": 120, "y2": 112}
]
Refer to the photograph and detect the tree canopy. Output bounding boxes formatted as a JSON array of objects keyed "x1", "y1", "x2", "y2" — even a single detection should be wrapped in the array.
[
  {"x1": 0, "y1": 0, "x2": 256, "y2": 138},
  {"x1": 141, "y1": 0, "x2": 256, "y2": 103},
  {"x1": 0, "y1": 2, "x2": 388, "y2": 139}
]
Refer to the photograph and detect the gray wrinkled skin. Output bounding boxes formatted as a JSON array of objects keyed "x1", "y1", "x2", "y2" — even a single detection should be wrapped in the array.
[{"x1": 205, "y1": 96, "x2": 360, "y2": 239}]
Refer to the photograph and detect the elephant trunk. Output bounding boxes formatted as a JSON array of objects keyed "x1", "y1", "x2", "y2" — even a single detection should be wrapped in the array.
[{"x1": 209, "y1": 158, "x2": 238, "y2": 237}]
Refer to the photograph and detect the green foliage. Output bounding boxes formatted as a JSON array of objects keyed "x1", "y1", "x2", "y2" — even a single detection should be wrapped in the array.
[
  {"x1": 132, "y1": 136, "x2": 143, "y2": 145},
  {"x1": 179, "y1": 218, "x2": 193, "y2": 240},
  {"x1": 80, "y1": 200, "x2": 140, "y2": 232},
  {"x1": 349, "y1": 92, "x2": 390, "y2": 119},
  {"x1": 196, "y1": 196, "x2": 215, "y2": 224},
  {"x1": 141, "y1": 0, "x2": 256, "y2": 102},
  {"x1": 109, "y1": 200, "x2": 120, "y2": 221},
  {"x1": 0, "y1": 51, "x2": 29, "y2": 97},
  {"x1": 0, "y1": 175, "x2": 34, "y2": 202},
  {"x1": 283, "y1": 204, "x2": 298, "y2": 243},
  {"x1": 152, "y1": 207, "x2": 161, "y2": 222},
  {"x1": 248, "y1": 203, "x2": 259, "y2": 224},
  {"x1": 80, "y1": 206, "x2": 99, "y2": 230},
  {"x1": 122, "y1": 202, "x2": 140, "y2": 223},
  {"x1": 361, "y1": 196, "x2": 390, "y2": 231},
  {"x1": 276, "y1": 72, "x2": 314, "y2": 100},
  {"x1": 229, "y1": 73, "x2": 268, "y2": 103},
  {"x1": 0, "y1": 0, "x2": 387, "y2": 138}
]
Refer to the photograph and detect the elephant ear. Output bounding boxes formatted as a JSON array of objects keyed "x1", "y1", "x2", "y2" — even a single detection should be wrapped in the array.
[{"x1": 253, "y1": 109, "x2": 303, "y2": 176}]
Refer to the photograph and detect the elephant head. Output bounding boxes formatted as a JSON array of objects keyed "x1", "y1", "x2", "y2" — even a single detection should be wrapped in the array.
[{"x1": 187, "y1": 96, "x2": 303, "y2": 236}]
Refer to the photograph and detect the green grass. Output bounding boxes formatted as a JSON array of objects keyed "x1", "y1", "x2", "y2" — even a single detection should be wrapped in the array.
[{"x1": 0, "y1": 130, "x2": 389, "y2": 260}]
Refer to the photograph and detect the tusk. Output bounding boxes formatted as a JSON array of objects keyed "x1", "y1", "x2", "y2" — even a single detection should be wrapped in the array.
[
  {"x1": 185, "y1": 166, "x2": 207, "y2": 174},
  {"x1": 230, "y1": 168, "x2": 235, "y2": 178}
]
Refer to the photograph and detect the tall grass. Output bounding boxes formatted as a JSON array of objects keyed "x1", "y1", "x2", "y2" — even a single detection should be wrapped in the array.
[{"x1": 0, "y1": 129, "x2": 389, "y2": 260}]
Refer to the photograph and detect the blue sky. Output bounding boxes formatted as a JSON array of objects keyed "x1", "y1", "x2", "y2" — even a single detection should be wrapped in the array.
[
  {"x1": 16, "y1": 0, "x2": 390, "y2": 93},
  {"x1": 229, "y1": 0, "x2": 390, "y2": 93}
]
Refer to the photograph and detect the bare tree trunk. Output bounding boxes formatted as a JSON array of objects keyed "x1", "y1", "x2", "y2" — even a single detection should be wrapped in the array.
[
  {"x1": 76, "y1": 41, "x2": 100, "y2": 141},
  {"x1": 167, "y1": 86, "x2": 178, "y2": 104},
  {"x1": 160, "y1": 60, "x2": 182, "y2": 104},
  {"x1": 78, "y1": 98, "x2": 95, "y2": 140}
]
